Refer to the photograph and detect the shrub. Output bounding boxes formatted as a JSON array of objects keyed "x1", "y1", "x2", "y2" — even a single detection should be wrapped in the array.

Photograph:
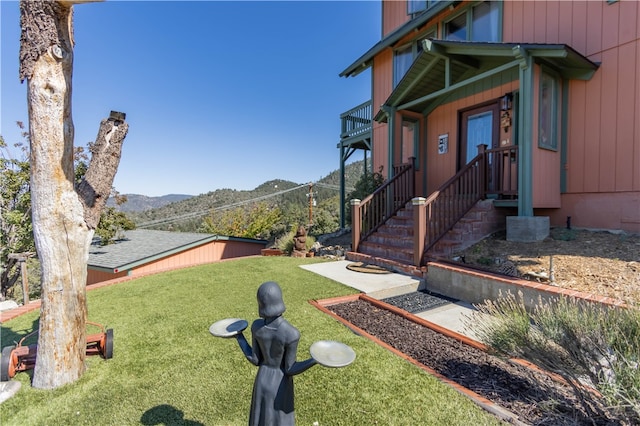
[
  {"x1": 469, "y1": 291, "x2": 640, "y2": 424},
  {"x1": 274, "y1": 225, "x2": 316, "y2": 255}
]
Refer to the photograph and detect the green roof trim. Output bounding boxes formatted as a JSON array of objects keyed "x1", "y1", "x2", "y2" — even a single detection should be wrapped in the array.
[
  {"x1": 339, "y1": 1, "x2": 454, "y2": 78},
  {"x1": 375, "y1": 40, "x2": 599, "y2": 120}
]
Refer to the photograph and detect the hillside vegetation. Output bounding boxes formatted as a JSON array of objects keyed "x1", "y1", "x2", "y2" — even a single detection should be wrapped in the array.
[
  {"x1": 124, "y1": 160, "x2": 368, "y2": 238},
  {"x1": 107, "y1": 193, "x2": 192, "y2": 212}
]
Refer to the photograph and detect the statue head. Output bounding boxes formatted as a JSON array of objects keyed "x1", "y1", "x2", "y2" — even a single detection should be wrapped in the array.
[{"x1": 257, "y1": 281, "x2": 286, "y2": 318}]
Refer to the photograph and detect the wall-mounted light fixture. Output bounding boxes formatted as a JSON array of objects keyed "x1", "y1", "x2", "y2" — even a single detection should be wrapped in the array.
[{"x1": 500, "y1": 93, "x2": 513, "y2": 111}]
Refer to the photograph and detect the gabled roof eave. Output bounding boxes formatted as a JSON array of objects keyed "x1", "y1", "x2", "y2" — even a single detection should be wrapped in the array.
[{"x1": 339, "y1": 1, "x2": 454, "y2": 78}]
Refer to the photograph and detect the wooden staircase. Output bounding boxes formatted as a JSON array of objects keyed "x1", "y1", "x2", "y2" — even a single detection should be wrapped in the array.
[
  {"x1": 426, "y1": 199, "x2": 516, "y2": 258},
  {"x1": 348, "y1": 145, "x2": 519, "y2": 273},
  {"x1": 347, "y1": 200, "x2": 515, "y2": 273},
  {"x1": 358, "y1": 204, "x2": 415, "y2": 265}
]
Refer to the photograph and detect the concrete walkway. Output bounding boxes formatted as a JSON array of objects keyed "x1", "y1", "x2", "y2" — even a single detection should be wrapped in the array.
[{"x1": 300, "y1": 260, "x2": 483, "y2": 340}]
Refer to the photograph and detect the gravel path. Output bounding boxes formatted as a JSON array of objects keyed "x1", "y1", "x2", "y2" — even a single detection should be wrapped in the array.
[{"x1": 381, "y1": 290, "x2": 451, "y2": 313}]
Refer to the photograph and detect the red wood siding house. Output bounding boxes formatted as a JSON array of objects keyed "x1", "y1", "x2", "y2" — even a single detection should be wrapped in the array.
[{"x1": 339, "y1": 0, "x2": 639, "y2": 268}]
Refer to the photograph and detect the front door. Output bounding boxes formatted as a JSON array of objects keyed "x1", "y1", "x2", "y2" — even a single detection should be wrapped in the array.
[
  {"x1": 459, "y1": 102, "x2": 500, "y2": 192},
  {"x1": 459, "y1": 102, "x2": 499, "y2": 168}
]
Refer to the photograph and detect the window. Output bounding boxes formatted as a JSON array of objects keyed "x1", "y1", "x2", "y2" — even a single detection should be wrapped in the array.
[
  {"x1": 408, "y1": 0, "x2": 443, "y2": 16},
  {"x1": 471, "y1": 1, "x2": 499, "y2": 41},
  {"x1": 401, "y1": 118, "x2": 419, "y2": 169},
  {"x1": 394, "y1": 45, "x2": 414, "y2": 87},
  {"x1": 445, "y1": 1, "x2": 500, "y2": 42},
  {"x1": 538, "y1": 70, "x2": 559, "y2": 150},
  {"x1": 393, "y1": 30, "x2": 434, "y2": 87}
]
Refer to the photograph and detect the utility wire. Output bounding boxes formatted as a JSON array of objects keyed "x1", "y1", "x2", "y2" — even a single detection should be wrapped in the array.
[{"x1": 136, "y1": 183, "x2": 308, "y2": 229}]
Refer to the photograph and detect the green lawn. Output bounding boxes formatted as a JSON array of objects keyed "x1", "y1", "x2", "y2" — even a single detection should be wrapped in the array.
[{"x1": 0, "y1": 256, "x2": 503, "y2": 425}]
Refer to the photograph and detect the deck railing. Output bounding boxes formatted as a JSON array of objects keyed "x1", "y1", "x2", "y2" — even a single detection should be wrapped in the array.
[
  {"x1": 421, "y1": 153, "x2": 486, "y2": 255},
  {"x1": 420, "y1": 145, "x2": 519, "y2": 258},
  {"x1": 340, "y1": 100, "x2": 372, "y2": 141},
  {"x1": 350, "y1": 145, "x2": 518, "y2": 266},
  {"x1": 485, "y1": 145, "x2": 519, "y2": 196},
  {"x1": 352, "y1": 162, "x2": 414, "y2": 250}
]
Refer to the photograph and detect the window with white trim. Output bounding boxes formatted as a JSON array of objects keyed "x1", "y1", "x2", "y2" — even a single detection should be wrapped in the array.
[
  {"x1": 393, "y1": 29, "x2": 436, "y2": 87},
  {"x1": 444, "y1": 1, "x2": 500, "y2": 42}
]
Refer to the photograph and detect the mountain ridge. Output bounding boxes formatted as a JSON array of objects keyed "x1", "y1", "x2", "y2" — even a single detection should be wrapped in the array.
[{"x1": 116, "y1": 160, "x2": 367, "y2": 232}]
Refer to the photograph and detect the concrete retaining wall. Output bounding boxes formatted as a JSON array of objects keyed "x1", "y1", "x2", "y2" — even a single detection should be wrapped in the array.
[{"x1": 424, "y1": 261, "x2": 623, "y2": 310}]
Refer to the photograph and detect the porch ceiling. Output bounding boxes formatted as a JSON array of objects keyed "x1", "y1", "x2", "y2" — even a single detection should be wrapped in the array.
[{"x1": 375, "y1": 40, "x2": 599, "y2": 122}]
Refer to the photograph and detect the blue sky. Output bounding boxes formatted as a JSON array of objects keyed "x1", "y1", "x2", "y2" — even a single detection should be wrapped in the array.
[{"x1": 1, "y1": 1, "x2": 379, "y2": 196}]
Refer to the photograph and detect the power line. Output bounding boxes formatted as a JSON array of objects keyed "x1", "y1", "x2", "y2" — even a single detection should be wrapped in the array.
[
  {"x1": 136, "y1": 183, "x2": 308, "y2": 229},
  {"x1": 136, "y1": 180, "x2": 355, "y2": 229}
]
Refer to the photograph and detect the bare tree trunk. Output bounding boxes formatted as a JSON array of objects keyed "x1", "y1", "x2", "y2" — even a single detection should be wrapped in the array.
[{"x1": 20, "y1": 0, "x2": 126, "y2": 389}]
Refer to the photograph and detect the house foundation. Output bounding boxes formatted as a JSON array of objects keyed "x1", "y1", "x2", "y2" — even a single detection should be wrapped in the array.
[{"x1": 506, "y1": 216, "x2": 549, "y2": 242}]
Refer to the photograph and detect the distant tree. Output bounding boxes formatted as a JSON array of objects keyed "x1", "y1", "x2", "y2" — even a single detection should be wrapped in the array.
[
  {"x1": 94, "y1": 201, "x2": 136, "y2": 245},
  {"x1": 345, "y1": 166, "x2": 385, "y2": 225},
  {"x1": 200, "y1": 202, "x2": 281, "y2": 240},
  {"x1": 0, "y1": 124, "x2": 35, "y2": 299},
  {"x1": 20, "y1": 1, "x2": 128, "y2": 389},
  {"x1": 309, "y1": 195, "x2": 340, "y2": 235}
]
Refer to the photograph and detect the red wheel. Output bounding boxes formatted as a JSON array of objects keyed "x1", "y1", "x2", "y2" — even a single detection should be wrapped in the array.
[
  {"x1": 103, "y1": 329, "x2": 113, "y2": 359},
  {"x1": 1, "y1": 345, "x2": 16, "y2": 381}
]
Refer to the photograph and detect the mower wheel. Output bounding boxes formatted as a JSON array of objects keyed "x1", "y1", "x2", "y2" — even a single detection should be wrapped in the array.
[
  {"x1": 103, "y1": 329, "x2": 114, "y2": 359},
  {"x1": 1, "y1": 345, "x2": 16, "y2": 381}
]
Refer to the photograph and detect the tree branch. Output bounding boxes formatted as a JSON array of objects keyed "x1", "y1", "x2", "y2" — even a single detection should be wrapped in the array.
[{"x1": 76, "y1": 112, "x2": 128, "y2": 229}]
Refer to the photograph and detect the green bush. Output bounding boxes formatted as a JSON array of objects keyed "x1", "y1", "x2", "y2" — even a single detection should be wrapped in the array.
[
  {"x1": 469, "y1": 291, "x2": 640, "y2": 424},
  {"x1": 274, "y1": 225, "x2": 316, "y2": 254}
]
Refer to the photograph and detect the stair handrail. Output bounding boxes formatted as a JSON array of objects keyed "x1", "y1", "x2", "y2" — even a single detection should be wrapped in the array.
[
  {"x1": 355, "y1": 162, "x2": 414, "y2": 244},
  {"x1": 421, "y1": 151, "x2": 487, "y2": 258}
]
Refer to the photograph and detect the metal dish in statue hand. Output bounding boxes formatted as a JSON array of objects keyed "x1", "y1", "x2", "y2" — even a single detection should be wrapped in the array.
[
  {"x1": 209, "y1": 318, "x2": 248, "y2": 338},
  {"x1": 310, "y1": 340, "x2": 356, "y2": 368}
]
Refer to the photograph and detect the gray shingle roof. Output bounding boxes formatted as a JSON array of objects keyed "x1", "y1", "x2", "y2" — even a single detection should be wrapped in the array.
[{"x1": 87, "y1": 229, "x2": 266, "y2": 272}]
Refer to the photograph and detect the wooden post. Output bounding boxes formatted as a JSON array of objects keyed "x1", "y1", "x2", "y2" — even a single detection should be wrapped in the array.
[
  {"x1": 8, "y1": 252, "x2": 34, "y2": 305},
  {"x1": 307, "y1": 183, "x2": 314, "y2": 226},
  {"x1": 19, "y1": 260, "x2": 29, "y2": 304},
  {"x1": 350, "y1": 199, "x2": 361, "y2": 252},
  {"x1": 412, "y1": 197, "x2": 427, "y2": 267}
]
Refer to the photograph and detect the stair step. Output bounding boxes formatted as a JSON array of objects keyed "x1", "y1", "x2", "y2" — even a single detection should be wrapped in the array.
[
  {"x1": 345, "y1": 252, "x2": 424, "y2": 278},
  {"x1": 395, "y1": 209, "x2": 413, "y2": 218},
  {"x1": 359, "y1": 242, "x2": 413, "y2": 264},
  {"x1": 377, "y1": 225, "x2": 414, "y2": 237},
  {"x1": 386, "y1": 216, "x2": 413, "y2": 226},
  {"x1": 366, "y1": 234, "x2": 413, "y2": 248}
]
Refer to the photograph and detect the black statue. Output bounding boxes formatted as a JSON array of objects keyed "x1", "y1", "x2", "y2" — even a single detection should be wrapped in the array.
[
  {"x1": 209, "y1": 281, "x2": 355, "y2": 425},
  {"x1": 235, "y1": 281, "x2": 316, "y2": 425}
]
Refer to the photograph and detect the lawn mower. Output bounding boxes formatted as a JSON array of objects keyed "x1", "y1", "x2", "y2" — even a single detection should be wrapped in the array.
[{"x1": 1, "y1": 321, "x2": 113, "y2": 381}]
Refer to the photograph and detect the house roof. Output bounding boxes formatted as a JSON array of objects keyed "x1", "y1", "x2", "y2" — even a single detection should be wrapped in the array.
[
  {"x1": 339, "y1": 1, "x2": 453, "y2": 78},
  {"x1": 87, "y1": 229, "x2": 267, "y2": 273},
  {"x1": 375, "y1": 39, "x2": 599, "y2": 121}
]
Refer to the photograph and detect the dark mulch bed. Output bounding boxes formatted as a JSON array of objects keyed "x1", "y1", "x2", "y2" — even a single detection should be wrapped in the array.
[{"x1": 327, "y1": 296, "x2": 619, "y2": 426}]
